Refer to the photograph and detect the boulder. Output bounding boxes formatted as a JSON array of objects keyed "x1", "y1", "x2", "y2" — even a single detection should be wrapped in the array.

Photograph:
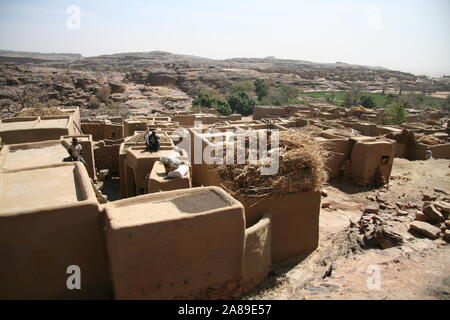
[
  {"x1": 423, "y1": 205, "x2": 445, "y2": 223},
  {"x1": 444, "y1": 230, "x2": 450, "y2": 243},
  {"x1": 409, "y1": 221, "x2": 441, "y2": 240},
  {"x1": 364, "y1": 204, "x2": 380, "y2": 214},
  {"x1": 109, "y1": 81, "x2": 126, "y2": 94},
  {"x1": 395, "y1": 210, "x2": 408, "y2": 216},
  {"x1": 445, "y1": 220, "x2": 450, "y2": 229},
  {"x1": 321, "y1": 202, "x2": 331, "y2": 209},
  {"x1": 414, "y1": 211, "x2": 429, "y2": 222},
  {"x1": 422, "y1": 194, "x2": 437, "y2": 201},
  {"x1": 432, "y1": 201, "x2": 450, "y2": 216}
]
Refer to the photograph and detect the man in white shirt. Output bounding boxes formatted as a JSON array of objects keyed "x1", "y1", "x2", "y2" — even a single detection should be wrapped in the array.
[{"x1": 67, "y1": 137, "x2": 87, "y2": 166}]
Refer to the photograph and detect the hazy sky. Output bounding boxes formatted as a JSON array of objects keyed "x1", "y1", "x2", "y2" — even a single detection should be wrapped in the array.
[{"x1": 0, "y1": 0, "x2": 449, "y2": 76}]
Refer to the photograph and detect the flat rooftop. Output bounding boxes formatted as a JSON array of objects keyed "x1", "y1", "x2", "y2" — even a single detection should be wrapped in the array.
[
  {"x1": 2, "y1": 142, "x2": 68, "y2": 171},
  {"x1": 0, "y1": 165, "x2": 84, "y2": 215},
  {"x1": 107, "y1": 188, "x2": 234, "y2": 227},
  {"x1": 0, "y1": 118, "x2": 68, "y2": 132}
]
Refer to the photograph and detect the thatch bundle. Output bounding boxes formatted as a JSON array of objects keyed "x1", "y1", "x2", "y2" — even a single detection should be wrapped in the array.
[
  {"x1": 126, "y1": 132, "x2": 146, "y2": 144},
  {"x1": 17, "y1": 107, "x2": 65, "y2": 117},
  {"x1": 215, "y1": 131, "x2": 329, "y2": 198},
  {"x1": 349, "y1": 105, "x2": 374, "y2": 115},
  {"x1": 413, "y1": 133, "x2": 444, "y2": 146}
]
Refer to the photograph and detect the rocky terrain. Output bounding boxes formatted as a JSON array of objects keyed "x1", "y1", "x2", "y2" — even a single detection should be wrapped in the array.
[
  {"x1": 1, "y1": 50, "x2": 450, "y2": 119},
  {"x1": 245, "y1": 158, "x2": 450, "y2": 300}
]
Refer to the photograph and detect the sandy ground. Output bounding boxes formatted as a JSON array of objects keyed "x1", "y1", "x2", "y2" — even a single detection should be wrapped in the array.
[{"x1": 245, "y1": 158, "x2": 450, "y2": 300}]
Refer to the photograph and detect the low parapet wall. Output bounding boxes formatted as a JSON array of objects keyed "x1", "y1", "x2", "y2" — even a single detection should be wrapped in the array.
[
  {"x1": 239, "y1": 191, "x2": 321, "y2": 263},
  {"x1": 242, "y1": 213, "x2": 272, "y2": 294},
  {"x1": 409, "y1": 143, "x2": 450, "y2": 160}
]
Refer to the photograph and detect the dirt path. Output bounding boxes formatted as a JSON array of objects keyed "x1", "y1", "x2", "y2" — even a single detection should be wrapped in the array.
[{"x1": 245, "y1": 158, "x2": 450, "y2": 300}]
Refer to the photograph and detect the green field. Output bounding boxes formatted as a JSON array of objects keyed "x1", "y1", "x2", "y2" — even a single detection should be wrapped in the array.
[{"x1": 299, "y1": 91, "x2": 445, "y2": 109}]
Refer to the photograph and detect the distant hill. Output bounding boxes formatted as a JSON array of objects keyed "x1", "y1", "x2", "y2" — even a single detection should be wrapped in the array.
[{"x1": 0, "y1": 50, "x2": 82, "y2": 60}]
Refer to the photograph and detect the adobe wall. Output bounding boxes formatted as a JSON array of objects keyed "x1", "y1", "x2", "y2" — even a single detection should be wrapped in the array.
[
  {"x1": 94, "y1": 141, "x2": 121, "y2": 173},
  {"x1": 0, "y1": 127, "x2": 70, "y2": 145},
  {"x1": 395, "y1": 143, "x2": 408, "y2": 158},
  {"x1": 173, "y1": 114, "x2": 196, "y2": 127},
  {"x1": 104, "y1": 187, "x2": 246, "y2": 299},
  {"x1": 0, "y1": 163, "x2": 111, "y2": 299},
  {"x1": 62, "y1": 135, "x2": 97, "y2": 180},
  {"x1": 239, "y1": 191, "x2": 321, "y2": 262},
  {"x1": 81, "y1": 122, "x2": 106, "y2": 141},
  {"x1": 104, "y1": 123, "x2": 123, "y2": 140},
  {"x1": 350, "y1": 122, "x2": 378, "y2": 136},
  {"x1": 321, "y1": 138, "x2": 353, "y2": 179},
  {"x1": 242, "y1": 213, "x2": 272, "y2": 294},
  {"x1": 350, "y1": 139, "x2": 396, "y2": 185},
  {"x1": 123, "y1": 121, "x2": 147, "y2": 137},
  {"x1": 147, "y1": 161, "x2": 191, "y2": 193},
  {"x1": 253, "y1": 106, "x2": 287, "y2": 120},
  {"x1": 408, "y1": 143, "x2": 450, "y2": 160}
]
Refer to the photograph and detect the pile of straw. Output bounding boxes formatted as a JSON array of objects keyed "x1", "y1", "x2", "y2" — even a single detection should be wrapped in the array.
[
  {"x1": 413, "y1": 133, "x2": 444, "y2": 146},
  {"x1": 349, "y1": 105, "x2": 374, "y2": 115},
  {"x1": 126, "y1": 132, "x2": 146, "y2": 144},
  {"x1": 17, "y1": 107, "x2": 65, "y2": 117},
  {"x1": 215, "y1": 131, "x2": 329, "y2": 198}
]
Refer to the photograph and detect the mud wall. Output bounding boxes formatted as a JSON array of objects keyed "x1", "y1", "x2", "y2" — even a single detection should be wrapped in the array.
[
  {"x1": 253, "y1": 106, "x2": 288, "y2": 120},
  {"x1": 104, "y1": 189, "x2": 246, "y2": 299},
  {"x1": 94, "y1": 141, "x2": 121, "y2": 173},
  {"x1": 408, "y1": 143, "x2": 450, "y2": 160},
  {"x1": 322, "y1": 138, "x2": 353, "y2": 179},
  {"x1": 242, "y1": 213, "x2": 272, "y2": 293},
  {"x1": 240, "y1": 191, "x2": 321, "y2": 262},
  {"x1": 350, "y1": 139, "x2": 396, "y2": 185}
]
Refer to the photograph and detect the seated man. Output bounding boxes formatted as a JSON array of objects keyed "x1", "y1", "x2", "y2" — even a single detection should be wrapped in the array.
[
  {"x1": 64, "y1": 137, "x2": 88, "y2": 166},
  {"x1": 145, "y1": 130, "x2": 160, "y2": 152}
]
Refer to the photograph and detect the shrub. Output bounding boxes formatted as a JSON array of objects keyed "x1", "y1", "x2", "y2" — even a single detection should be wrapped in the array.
[
  {"x1": 254, "y1": 79, "x2": 269, "y2": 101},
  {"x1": 96, "y1": 86, "x2": 111, "y2": 102},
  {"x1": 215, "y1": 101, "x2": 233, "y2": 116},
  {"x1": 265, "y1": 83, "x2": 299, "y2": 105},
  {"x1": 342, "y1": 90, "x2": 360, "y2": 108},
  {"x1": 360, "y1": 95, "x2": 376, "y2": 108},
  {"x1": 325, "y1": 92, "x2": 336, "y2": 104},
  {"x1": 88, "y1": 95, "x2": 101, "y2": 108},
  {"x1": 383, "y1": 102, "x2": 407, "y2": 125},
  {"x1": 192, "y1": 91, "x2": 231, "y2": 115},
  {"x1": 227, "y1": 91, "x2": 256, "y2": 116},
  {"x1": 442, "y1": 95, "x2": 450, "y2": 111},
  {"x1": 230, "y1": 81, "x2": 255, "y2": 95}
]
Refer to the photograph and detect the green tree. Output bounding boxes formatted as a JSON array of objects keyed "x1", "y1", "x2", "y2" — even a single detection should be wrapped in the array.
[
  {"x1": 265, "y1": 83, "x2": 299, "y2": 105},
  {"x1": 360, "y1": 95, "x2": 376, "y2": 108},
  {"x1": 383, "y1": 102, "x2": 407, "y2": 125},
  {"x1": 215, "y1": 101, "x2": 233, "y2": 116},
  {"x1": 254, "y1": 79, "x2": 269, "y2": 101},
  {"x1": 279, "y1": 83, "x2": 299, "y2": 102},
  {"x1": 192, "y1": 91, "x2": 231, "y2": 115},
  {"x1": 342, "y1": 89, "x2": 360, "y2": 108},
  {"x1": 442, "y1": 95, "x2": 450, "y2": 111},
  {"x1": 230, "y1": 81, "x2": 255, "y2": 95},
  {"x1": 384, "y1": 93, "x2": 397, "y2": 106},
  {"x1": 227, "y1": 91, "x2": 256, "y2": 116}
]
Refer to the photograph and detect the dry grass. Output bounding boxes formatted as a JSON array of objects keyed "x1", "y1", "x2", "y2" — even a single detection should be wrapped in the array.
[
  {"x1": 215, "y1": 131, "x2": 329, "y2": 198},
  {"x1": 414, "y1": 133, "x2": 445, "y2": 146},
  {"x1": 349, "y1": 105, "x2": 374, "y2": 115},
  {"x1": 17, "y1": 107, "x2": 65, "y2": 117}
]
